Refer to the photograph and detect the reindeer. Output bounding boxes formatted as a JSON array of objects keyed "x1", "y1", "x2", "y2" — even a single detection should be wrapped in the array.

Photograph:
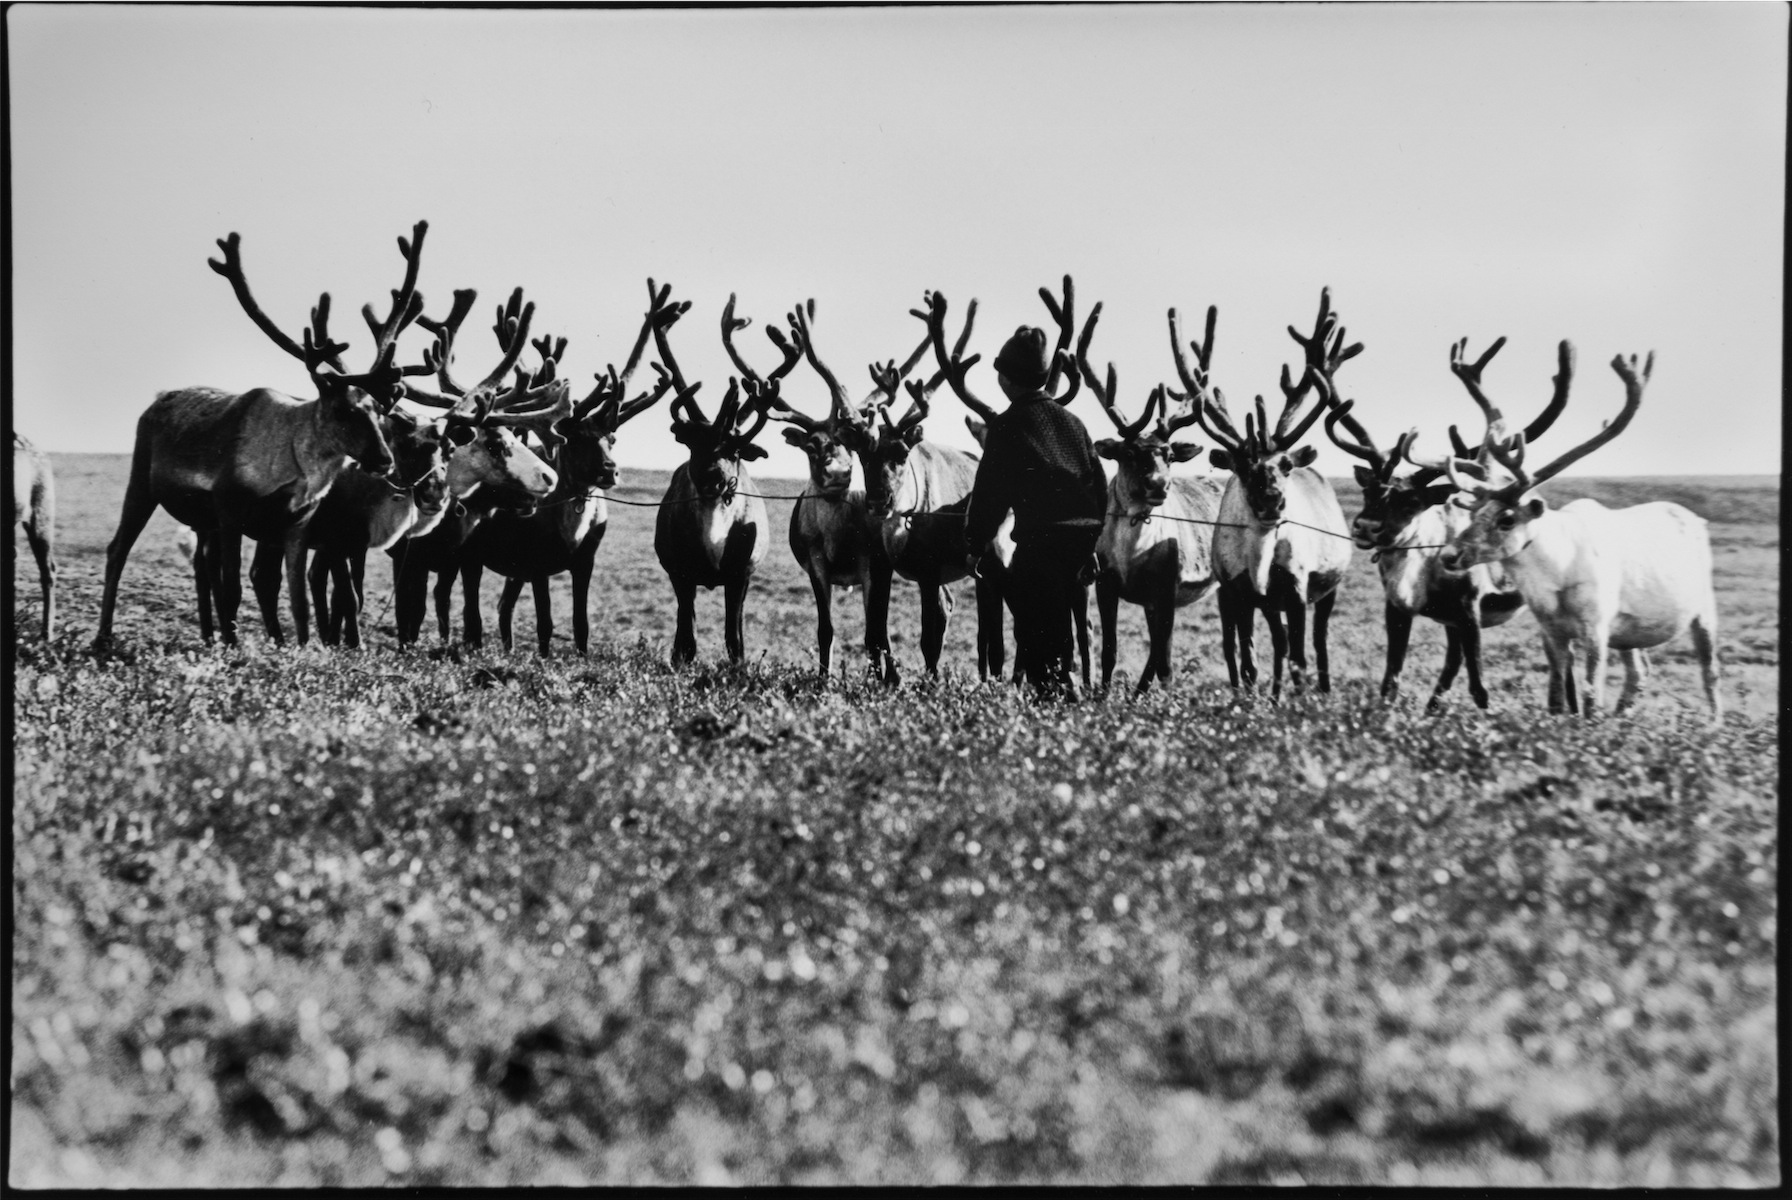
[
  {"x1": 1436, "y1": 352, "x2": 1720, "y2": 721},
  {"x1": 385, "y1": 288, "x2": 564, "y2": 648},
  {"x1": 10, "y1": 433, "x2": 56, "y2": 642},
  {"x1": 212, "y1": 406, "x2": 455, "y2": 650},
  {"x1": 1076, "y1": 304, "x2": 1226, "y2": 694},
  {"x1": 1323, "y1": 336, "x2": 1569, "y2": 707},
  {"x1": 863, "y1": 283, "x2": 1087, "y2": 682},
  {"x1": 458, "y1": 291, "x2": 673, "y2": 656},
  {"x1": 95, "y1": 222, "x2": 437, "y2": 649},
  {"x1": 741, "y1": 298, "x2": 902, "y2": 678},
  {"x1": 649, "y1": 284, "x2": 783, "y2": 665},
  {"x1": 1170, "y1": 290, "x2": 1355, "y2": 696}
]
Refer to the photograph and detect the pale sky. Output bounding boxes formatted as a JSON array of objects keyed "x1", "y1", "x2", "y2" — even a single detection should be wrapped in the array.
[{"x1": 9, "y1": 3, "x2": 1785, "y2": 479}]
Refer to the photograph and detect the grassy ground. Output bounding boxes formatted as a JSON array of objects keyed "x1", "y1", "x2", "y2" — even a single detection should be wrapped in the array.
[{"x1": 10, "y1": 454, "x2": 1779, "y2": 1185}]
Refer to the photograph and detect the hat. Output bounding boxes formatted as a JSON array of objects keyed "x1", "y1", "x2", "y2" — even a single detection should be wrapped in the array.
[{"x1": 993, "y1": 326, "x2": 1051, "y2": 389}]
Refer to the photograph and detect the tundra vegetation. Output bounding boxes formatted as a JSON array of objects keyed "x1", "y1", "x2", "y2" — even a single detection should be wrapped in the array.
[{"x1": 11, "y1": 454, "x2": 1778, "y2": 1186}]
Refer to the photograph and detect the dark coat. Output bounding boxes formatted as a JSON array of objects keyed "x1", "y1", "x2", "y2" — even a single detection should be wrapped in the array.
[{"x1": 963, "y1": 392, "x2": 1108, "y2": 549}]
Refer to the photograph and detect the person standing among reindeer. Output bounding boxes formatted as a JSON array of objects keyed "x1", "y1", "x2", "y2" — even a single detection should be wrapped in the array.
[{"x1": 959, "y1": 324, "x2": 1108, "y2": 698}]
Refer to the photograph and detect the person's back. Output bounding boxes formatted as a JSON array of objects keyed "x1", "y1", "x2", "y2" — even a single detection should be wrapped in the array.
[{"x1": 963, "y1": 326, "x2": 1107, "y2": 697}]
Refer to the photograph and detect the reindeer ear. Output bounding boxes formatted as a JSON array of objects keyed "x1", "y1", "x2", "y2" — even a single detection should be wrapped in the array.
[
  {"x1": 1093, "y1": 438, "x2": 1123, "y2": 460},
  {"x1": 781, "y1": 427, "x2": 808, "y2": 448},
  {"x1": 738, "y1": 443, "x2": 769, "y2": 461},
  {"x1": 1168, "y1": 442, "x2": 1202, "y2": 463},
  {"x1": 1208, "y1": 449, "x2": 1233, "y2": 471},
  {"x1": 1353, "y1": 465, "x2": 1377, "y2": 488},
  {"x1": 902, "y1": 425, "x2": 925, "y2": 448},
  {"x1": 1289, "y1": 445, "x2": 1318, "y2": 468},
  {"x1": 671, "y1": 421, "x2": 695, "y2": 446},
  {"x1": 1522, "y1": 495, "x2": 1547, "y2": 520}
]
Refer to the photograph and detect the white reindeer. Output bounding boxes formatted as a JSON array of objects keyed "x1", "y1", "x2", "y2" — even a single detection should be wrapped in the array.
[
  {"x1": 1437, "y1": 351, "x2": 1720, "y2": 721},
  {"x1": 1321, "y1": 336, "x2": 1569, "y2": 708},
  {"x1": 1075, "y1": 302, "x2": 1225, "y2": 694},
  {"x1": 10, "y1": 433, "x2": 56, "y2": 641},
  {"x1": 1169, "y1": 291, "x2": 1355, "y2": 695}
]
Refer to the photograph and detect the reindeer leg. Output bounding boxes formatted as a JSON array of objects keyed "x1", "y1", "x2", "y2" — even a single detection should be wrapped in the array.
[
  {"x1": 1075, "y1": 580, "x2": 1092, "y2": 692},
  {"x1": 1313, "y1": 589, "x2": 1336, "y2": 694},
  {"x1": 1689, "y1": 608, "x2": 1721, "y2": 724},
  {"x1": 1096, "y1": 572, "x2": 1120, "y2": 692},
  {"x1": 809, "y1": 563, "x2": 835, "y2": 678},
  {"x1": 191, "y1": 532, "x2": 215, "y2": 646},
  {"x1": 1460, "y1": 621, "x2": 1490, "y2": 710},
  {"x1": 392, "y1": 551, "x2": 426, "y2": 647},
  {"x1": 308, "y1": 551, "x2": 337, "y2": 647},
  {"x1": 1560, "y1": 640, "x2": 1581, "y2": 715},
  {"x1": 25, "y1": 517, "x2": 55, "y2": 643},
  {"x1": 213, "y1": 532, "x2": 244, "y2": 648},
  {"x1": 1614, "y1": 647, "x2": 1645, "y2": 714},
  {"x1": 671, "y1": 578, "x2": 698, "y2": 666},
  {"x1": 335, "y1": 556, "x2": 361, "y2": 650},
  {"x1": 497, "y1": 574, "x2": 523, "y2": 652},
  {"x1": 571, "y1": 535, "x2": 600, "y2": 657},
  {"x1": 1263, "y1": 602, "x2": 1288, "y2": 699},
  {"x1": 1217, "y1": 584, "x2": 1240, "y2": 688},
  {"x1": 1382, "y1": 604, "x2": 1413, "y2": 701},
  {"x1": 1583, "y1": 626, "x2": 1612, "y2": 720},
  {"x1": 1284, "y1": 594, "x2": 1309, "y2": 690},
  {"x1": 918, "y1": 582, "x2": 947, "y2": 677},
  {"x1": 865, "y1": 560, "x2": 895, "y2": 683},
  {"x1": 95, "y1": 439, "x2": 157, "y2": 648},
  {"x1": 1541, "y1": 633, "x2": 1569, "y2": 713},
  {"x1": 284, "y1": 532, "x2": 312, "y2": 647},
  {"x1": 1430, "y1": 627, "x2": 1465, "y2": 712},
  {"x1": 455, "y1": 561, "x2": 484, "y2": 650},
  {"x1": 348, "y1": 551, "x2": 367, "y2": 641},
  {"x1": 247, "y1": 540, "x2": 285, "y2": 644},
  {"x1": 431, "y1": 566, "x2": 455, "y2": 644},
  {"x1": 532, "y1": 575, "x2": 554, "y2": 658},
  {"x1": 724, "y1": 573, "x2": 751, "y2": 665},
  {"x1": 1136, "y1": 603, "x2": 1168, "y2": 697}
]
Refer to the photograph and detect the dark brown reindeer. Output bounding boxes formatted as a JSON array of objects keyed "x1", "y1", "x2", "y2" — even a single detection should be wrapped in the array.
[
  {"x1": 458, "y1": 291, "x2": 675, "y2": 656},
  {"x1": 96, "y1": 222, "x2": 435, "y2": 649},
  {"x1": 908, "y1": 283, "x2": 1086, "y2": 684},
  {"x1": 650, "y1": 284, "x2": 786, "y2": 665},
  {"x1": 385, "y1": 287, "x2": 564, "y2": 647},
  {"x1": 1324, "y1": 336, "x2": 1569, "y2": 707},
  {"x1": 1076, "y1": 302, "x2": 1226, "y2": 695},
  {"x1": 10, "y1": 433, "x2": 57, "y2": 642},
  {"x1": 756, "y1": 300, "x2": 933, "y2": 678},
  {"x1": 1170, "y1": 290, "x2": 1355, "y2": 696}
]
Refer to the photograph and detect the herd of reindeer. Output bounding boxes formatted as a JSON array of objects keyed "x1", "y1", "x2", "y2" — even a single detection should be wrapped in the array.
[{"x1": 9, "y1": 220, "x2": 1723, "y2": 721}]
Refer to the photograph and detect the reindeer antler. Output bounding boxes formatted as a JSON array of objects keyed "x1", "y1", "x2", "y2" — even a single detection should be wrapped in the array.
[
  {"x1": 360, "y1": 220, "x2": 429, "y2": 369},
  {"x1": 913, "y1": 291, "x2": 996, "y2": 423},
  {"x1": 1077, "y1": 301, "x2": 1154, "y2": 439},
  {"x1": 1270, "y1": 287, "x2": 1361, "y2": 451},
  {"x1": 645, "y1": 278, "x2": 704, "y2": 424},
  {"x1": 1038, "y1": 274, "x2": 1081, "y2": 405}
]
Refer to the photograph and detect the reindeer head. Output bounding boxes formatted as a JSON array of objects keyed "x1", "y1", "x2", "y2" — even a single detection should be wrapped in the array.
[
  {"x1": 379, "y1": 407, "x2": 454, "y2": 537},
  {"x1": 403, "y1": 287, "x2": 565, "y2": 511},
  {"x1": 208, "y1": 222, "x2": 441, "y2": 478},
  {"x1": 668, "y1": 377, "x2": 771, "y2": 500},
  {"x1": 1172, "y1": 290, "x2": 1359, "y2": 527},
  {"x1": 1439, "y1": 350, "x2": 1650, "y2": 571},
  {"x1": 859, "y1": 378, "x2": 935, "y2": 521}
]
